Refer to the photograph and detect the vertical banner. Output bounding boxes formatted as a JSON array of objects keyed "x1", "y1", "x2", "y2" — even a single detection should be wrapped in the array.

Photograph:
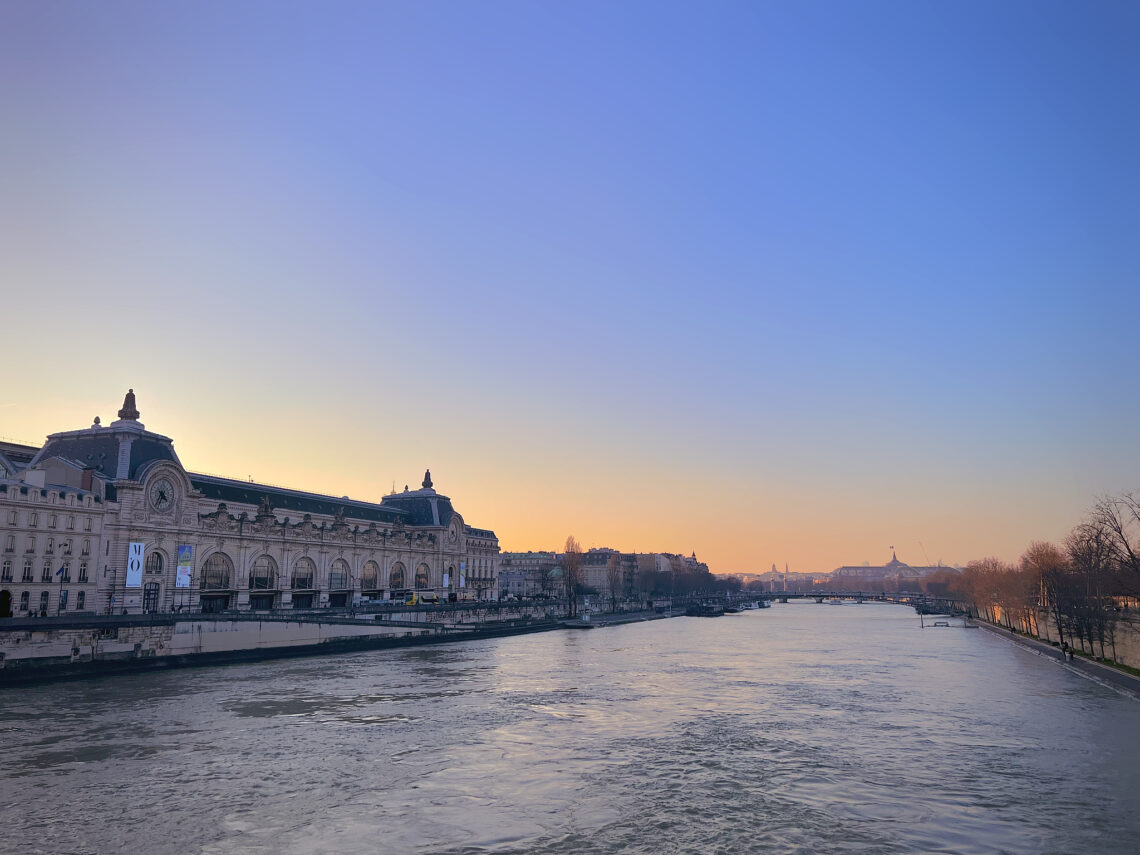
[
  {"x1": 443, "y1": 572, "x2": 450, "y2": 587},
  {"x1": 460, "y1": 561, "x2": 466, "y2": 588},
  {"x1": 176, "y1": 545, "x2": 193, "y2": 589},
  {"x1": 126, "y1": 542, "x2": 144, "y2": 588}
]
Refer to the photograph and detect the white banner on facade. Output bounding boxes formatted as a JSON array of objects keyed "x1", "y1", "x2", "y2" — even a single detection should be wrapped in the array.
[
  {"x1": 176, "y1": 545, "x2": 193, "y2": 589},
  {"x1": 459, "y1": 575, "x2": 466, "y2": 588},
  {"x1": 442, "y1": 572, "x2": 450, "y2": 587},
  {"x1": 126, "y1": 542, "x2": 145, "y2": 588}
]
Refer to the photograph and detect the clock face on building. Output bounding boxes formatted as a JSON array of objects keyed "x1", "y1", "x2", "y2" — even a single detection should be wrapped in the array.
[{"x1": 149, "y1": 477, "x2": 175, "y2": 512}]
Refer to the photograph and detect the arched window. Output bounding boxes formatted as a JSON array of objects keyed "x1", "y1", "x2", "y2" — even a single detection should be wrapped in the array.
[
  {"x1": 389, "y1": 562, "x2": 405, "y2": 589},
  {"x1": 146, "y1": 553, "x2": 164, "y2": 576},
  {"x1": 249, "y1": 555, "x2": 278, "y2": 590},
  {"x1": 328, "y1": 559, "x2": 350, "y2": 590},
  {"x1": 202, "y1": 553, "x2": 233, "y2": 589},
  {"x1": 291, "y1": 557, "x2": 316, "y2": 589},
  {"x1": 361, "y1": 561, "x2": 380, "y2": 591},
  {"x1": 414, "y1": 563, "x2": 430, "y2": 589}
]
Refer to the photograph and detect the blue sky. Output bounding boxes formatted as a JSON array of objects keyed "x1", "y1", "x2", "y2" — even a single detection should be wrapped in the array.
[{"x1": 2, "y1": 1, "x2": 1138, "y2": 570}]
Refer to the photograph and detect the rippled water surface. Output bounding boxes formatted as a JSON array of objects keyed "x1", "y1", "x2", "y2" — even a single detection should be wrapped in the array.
[{"x1": 2, "y1": 603, "x2": 1139, "y2": 854}]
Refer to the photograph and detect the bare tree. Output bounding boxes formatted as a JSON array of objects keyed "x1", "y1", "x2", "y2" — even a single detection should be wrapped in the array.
[
  {"x1": 1088, "y1": 493, "x2": 1140, "y2": 595},
  {"x1": 1021, "y1": 541, "x2": 1066, "y2": 641},
  {"x1": 605, "y1": 553, "x2": 623, "y2": 614},
  {"x1": 1066, "y1": 523, "x2": 1116, "y2": 658},
  {"x1": 563, "y1": 536, "x2": 583, "y2": 618}
]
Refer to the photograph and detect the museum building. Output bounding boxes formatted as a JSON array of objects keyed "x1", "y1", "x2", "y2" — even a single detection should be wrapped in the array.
[{"x1": 0, "y1": 391, "x2": 500, "y2": 616}]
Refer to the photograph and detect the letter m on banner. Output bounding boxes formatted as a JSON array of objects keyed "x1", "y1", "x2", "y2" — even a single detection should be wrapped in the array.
[{"x1": 127, "y1": 542, "x2": 145, "y2": 588}]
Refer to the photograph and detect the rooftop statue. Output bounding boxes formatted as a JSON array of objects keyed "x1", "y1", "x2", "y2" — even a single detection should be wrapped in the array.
[
  {"x1": 117, "y1": 389, "x2": 140, "y2": 421},
  {"x1": 422, "y1": 469, "x2": 433, "y2": 489}
]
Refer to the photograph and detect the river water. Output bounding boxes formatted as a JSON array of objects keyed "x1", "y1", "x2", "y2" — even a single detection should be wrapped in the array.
[{"x1": 2, "y1": 603, "x2": 1139, "y2": 854}]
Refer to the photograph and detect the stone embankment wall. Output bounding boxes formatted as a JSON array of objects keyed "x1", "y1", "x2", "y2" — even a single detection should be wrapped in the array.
[
  {"x1": 0, "y1": 603, "x2": 558, "y2": 683},
  {"x1": 0, "y1": 618, "x2": 429, "y2": 676},
  {"x1": 988, "y1": 607, "x2": 1140, "y2": 670}
]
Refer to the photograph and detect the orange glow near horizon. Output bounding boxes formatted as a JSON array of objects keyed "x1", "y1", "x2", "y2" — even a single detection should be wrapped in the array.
[{"x1": 0, "y1": 383, "x2": 1090, "y2": 575}]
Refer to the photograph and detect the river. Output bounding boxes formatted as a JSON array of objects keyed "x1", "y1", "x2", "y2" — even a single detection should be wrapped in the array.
[{"x1": 1, "y1": 602, "x2": 1138, "y2": 854}]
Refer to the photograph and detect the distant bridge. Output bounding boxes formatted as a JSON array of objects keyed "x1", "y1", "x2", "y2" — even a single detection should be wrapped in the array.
[{"x1": 745, "y1": 591, "x2": 968, "y2": 615}]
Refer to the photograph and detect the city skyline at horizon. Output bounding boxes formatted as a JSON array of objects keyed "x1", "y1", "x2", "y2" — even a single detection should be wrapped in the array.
[{"x1": 3, "y1": 3, "x2": 1138, "y2": 574}]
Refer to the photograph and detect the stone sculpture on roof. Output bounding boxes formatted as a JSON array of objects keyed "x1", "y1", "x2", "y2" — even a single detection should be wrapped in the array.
[
  {"x1": 117, "y1": 389, "x2": 140, "y2": 421},
  {"x1": 422, "y1": 469, "x2": 433, "y2": 489}
]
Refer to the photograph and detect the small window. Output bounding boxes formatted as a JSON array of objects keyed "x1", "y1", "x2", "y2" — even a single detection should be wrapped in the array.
[
  {"x1": 79, "y1": 561, "x2": 89, "y2": 582},
  {"x1": 6, "y1": 510, "x2": 14, "y2": 525},
  {"x1": 61, "y1": 562, "x2": 71, "y2": 582},
  {"x1": 145, "y1": 553, "x2": 163, "y2": 576},
  {"x1": 4, "y1": 534, "x2": 12, "y2": 552},
  {"x1": 45, "y1": 538, "x2": 54, "y2": 555},
  {"x1": 29, "y1": 513, "x2": 38, "y2": 527},
  {"x1": 76, "y1": 591, "x2": 86, "y2": 610},
  {"x1": 40, "y1": 561, "x2": 51, "y2": 583},
  {"x1": 63, "y1": 540, "x2": 72, "y2": 555},
  {"x1": 82, "y1": 539, "x2": 90, "y2": 556},
  {"x1": 67, "y1": 516, "x2": 74, "y2": 530},
  {"x1": 0, "y1": 560, "x2": 10, "y2": 582},
  {"x1": 48, "y1": 514, "x2": 57, "y2": 529},
  {"x1": 22, "y1": 560, "x2": 32, "y2": 582},
  {"x1": 25, "y1": 536, "x2": 35, "y2": 553},
  {"x1": 84, "y1": 517, "x2": 91, "y2": 532},
  {"x1": 19, "y1": 591, "x2": 29, "y2": 612},
  {"x1": 58, "y1": 589, "x2": 68, "y2": 611},
  {"x1": 38, "y1": 591, "x2": 48, "y2": 613}
]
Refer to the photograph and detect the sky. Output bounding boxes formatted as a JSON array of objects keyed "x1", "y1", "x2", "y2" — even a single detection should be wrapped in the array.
[{"x1": 2, "y1": 1, "x2": 1138, "y2": 573}]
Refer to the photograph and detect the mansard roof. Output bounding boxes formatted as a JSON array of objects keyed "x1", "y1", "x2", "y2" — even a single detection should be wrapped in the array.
[
  {"x1": 189, "y1": 473, "x2": 408, "y2": 525},
  {"x1": 31, "y1": 428, "x2": 179, "y2": 480},
  {"x1": 0, "y1": 441, "x2": 38, "y2": 474},
  {"x1": 378, "y1": 486, "x2": 456, "y2": 528}
]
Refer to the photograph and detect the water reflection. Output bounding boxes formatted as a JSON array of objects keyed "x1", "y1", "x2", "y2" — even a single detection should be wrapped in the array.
[{"x1": 1, "y1": 603, "x2": 1138, "y2": 854}]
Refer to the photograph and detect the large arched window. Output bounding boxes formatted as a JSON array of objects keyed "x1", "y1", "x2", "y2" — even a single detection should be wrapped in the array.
[
  {"x1": 328, "y1": 559, "x2": 350, "y2": 590},
  {"x1": 202, "y1": 553, "x2": 233, "y2": 589},
  {"x1": 249, "y1": 555, "x2": 278, "y2": 590},
  {"x1": 361, "y1": 560, "x2": 380, "y2": 592},
  {"x1": 414, "y1": 563, "x2": 430, "y2": 589},
  {"x1": 389, "y1": 562, "x2": 405, "y2": 590},
  {"x1": 291, "y1": 557, "x2": 316, "y2": 589},
  {"x1": 146, "y1": 553, "x2": 164, "y2": 576}
]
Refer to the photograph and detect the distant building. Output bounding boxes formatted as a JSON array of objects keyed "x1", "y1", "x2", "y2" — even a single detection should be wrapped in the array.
[
  {"x1": 831, "y1": 551, "x2": 952, "y2": 583},
  {"x1": 497, "y1": 551, "x2": 559, "y2": 599}
]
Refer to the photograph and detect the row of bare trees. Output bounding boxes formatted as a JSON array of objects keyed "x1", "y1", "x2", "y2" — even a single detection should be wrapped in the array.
[{"x1": 951, "y1": 493, "x2": 1140, "y2": 661}]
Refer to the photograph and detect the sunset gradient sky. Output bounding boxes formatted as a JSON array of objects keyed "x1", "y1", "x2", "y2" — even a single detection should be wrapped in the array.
[{"x1": 2, "y1": 2, "x2": 1138, "y2": 573}]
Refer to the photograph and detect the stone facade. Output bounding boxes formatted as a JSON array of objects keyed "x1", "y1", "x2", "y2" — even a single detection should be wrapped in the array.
[
  {"x1": 498, "y1": 551, "x2": 560, "y2": 599},
  {"x1": 0, "y1": 392, "x2": 499, "y2": 616}
]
